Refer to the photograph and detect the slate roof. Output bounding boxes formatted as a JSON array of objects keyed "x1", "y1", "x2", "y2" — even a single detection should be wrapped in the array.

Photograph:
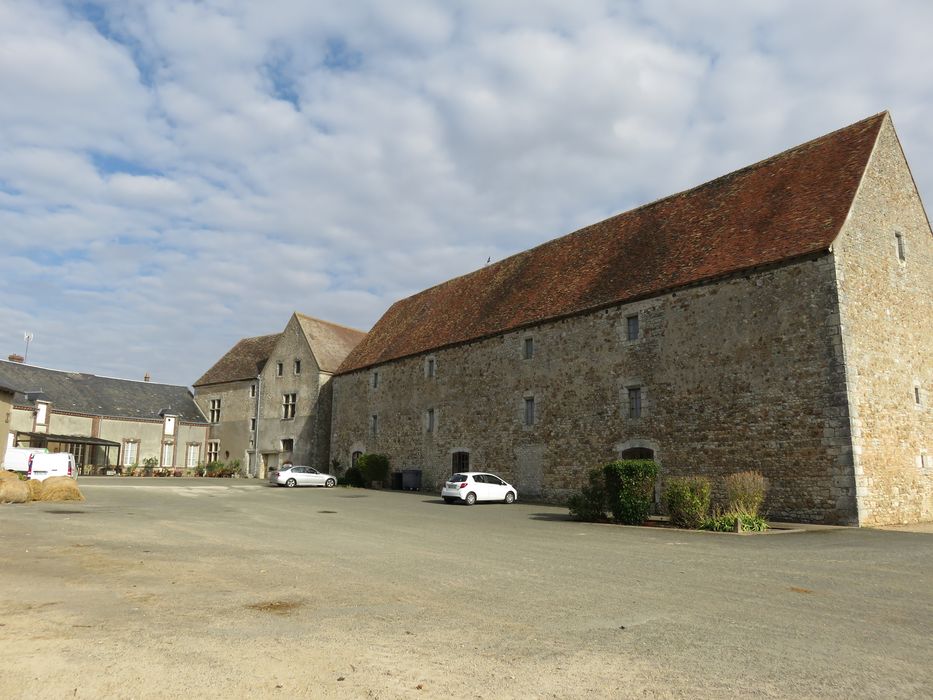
[
  {"x1": 338, "y1": 112, "x2": 887, "y2": 374},
  {"x1": 294, "y1": 313, "x2": 367, "y2": 373},
  {"x1": 192, "y1": 333, "x2": 281, "y2": 387},
  {"x1": 0, "y1": 360, "x2": 207, "y2": 422}
]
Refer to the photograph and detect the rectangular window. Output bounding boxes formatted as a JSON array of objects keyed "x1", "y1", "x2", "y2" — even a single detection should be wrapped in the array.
[
  {"x1": 207, "y1": 441, "x2": 219, "y2": 463},
  {"x1": 250, "y1": 417, "x2": 256, "y2": 431},
  {"x1": 35, "y1": 401, "x2": 49, "y2": 426},
  {"x1": 627, "y1": 315, "x2": 639, "y2": 341},
  {"x1": 916, "y1": 386, "x2": 922, "y2": 405},
  {"x1": 281, "y1": 438, "x2": 294, "y2": 452},
  {"x1": 186, "y1": 444, "x2": 199, "y2": 468},
  {"x1": 628, "y1": 387, "x2": 642, "y2": 419},
  {"x1": 276, "y1": 362, "x2": 283, "y2": 376},
  {"x1": 250, "y1": 384, "x2": 256, "y2": 398},
  {"x1": 895, "y1": 232, "x2": 906, "y2": 261},
  {"x1": 294, "y1": 359, "x2": 301, "y2": 375},
  {"x1": 427, "y1": 358, "x2": 435, "y2": 378},
  {"x1": 282, "y1": 393, "x2": 296, "y2": 419},
  {"x1": 371, "y1": 414, "x2": 378, "y2": 436},
  {"x1": 524, "y1": 397, "x2": 536, "y2": 426},
  {"x1": 523, "y1": 337, "x2": 534, "y2": 360},
  {"x1": 123, "y1": 441, "x2": 139, "y2": 466},
  {"x1": 209, "y1": 399, "x2": 221, "y2": 423},
  {"x1": 372, "y1": 371, "x2": 379, "y2": 388},
  {"x1": 163, "y1": 415, "x2": 176, "y2": 436},
  {"x1": 161, "y1": 442, "x2": 174, "y2": 467},
  {"x1": 427, "y1": 408, "x2": 435, "y2": 433}
]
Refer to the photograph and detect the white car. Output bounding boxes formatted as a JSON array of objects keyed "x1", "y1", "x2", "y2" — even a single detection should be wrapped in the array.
[
  {"x1": 27, "y1": 452, "x2": 77, "y2": 482},
  {"x1": 268, "y1": 465, "x2": 337, "y2": 488},
  {"x1": 442, "y1": 472, "x2": 517, "y2": 505}
]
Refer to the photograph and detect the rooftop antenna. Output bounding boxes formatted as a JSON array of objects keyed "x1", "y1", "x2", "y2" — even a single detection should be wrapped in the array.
[{"x1": 23, "y1": 332, "x2": 34, "y2": 362}]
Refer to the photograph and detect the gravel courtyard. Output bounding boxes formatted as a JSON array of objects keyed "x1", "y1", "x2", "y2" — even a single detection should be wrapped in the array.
[{"x1": 0, "y1": 478, "x2": 930, "y2": 699}]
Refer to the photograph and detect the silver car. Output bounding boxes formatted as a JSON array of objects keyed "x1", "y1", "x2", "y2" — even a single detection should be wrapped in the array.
[{"x1": 268, "y1": 465, "x2": 337, "y2": 488}]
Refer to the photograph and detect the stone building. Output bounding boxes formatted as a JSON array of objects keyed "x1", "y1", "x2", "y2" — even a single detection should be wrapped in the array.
[
  {"x1": 0, "y1": 359, "x2": 209, "y2": 474},
  {"x1": 194, "y1": 312, "x2": 365, "y2": 477},
  {"x1": 330, "y1": 112, "x2": 932, "y2": 526}
]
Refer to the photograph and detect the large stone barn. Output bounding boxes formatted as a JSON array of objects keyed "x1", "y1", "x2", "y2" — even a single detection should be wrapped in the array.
[{"x1": 329, "y1": 112, "x2": 932, "y2": 526}]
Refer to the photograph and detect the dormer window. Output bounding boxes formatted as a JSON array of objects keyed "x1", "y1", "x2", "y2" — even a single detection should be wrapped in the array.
[{"x1": 35, "y1": 400, "x2": 50, "y2": 426}]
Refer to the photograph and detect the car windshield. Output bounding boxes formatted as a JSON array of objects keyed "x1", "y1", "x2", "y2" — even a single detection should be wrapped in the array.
[{"x1": 449, "y1": 474, "x2": 468, "y2": 482}]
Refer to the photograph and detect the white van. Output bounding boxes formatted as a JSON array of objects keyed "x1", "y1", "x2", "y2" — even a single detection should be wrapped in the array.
[
  {"x1": 2, "y1": 446, "x2": 49, "y2": 474},
  {"x1": 27, "y1": 452, "x2": 77, "y2": 481}
]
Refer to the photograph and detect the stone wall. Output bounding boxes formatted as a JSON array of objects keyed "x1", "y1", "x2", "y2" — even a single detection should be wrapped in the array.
[
  {"x1": 332, "y1": 254, "x2": 857, "y2": 523},
  {"x1": 833, "y1": 116, "x2": 933, "y2": 525},
  {"x1": 194, "y1": 378, "x2": 256, "y2": 468}
]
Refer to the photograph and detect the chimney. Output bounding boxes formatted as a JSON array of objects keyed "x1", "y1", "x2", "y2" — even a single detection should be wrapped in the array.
[
  {"x1": 7, "y1": 354, "x2": 24, "y2": 363},
  {"x1": 143, "y1": 372, "x2": 151, "y2": 382}
]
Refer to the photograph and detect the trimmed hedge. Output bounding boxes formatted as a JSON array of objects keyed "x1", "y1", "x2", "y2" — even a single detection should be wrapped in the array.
[
  {"x1": 567, "y1": 468, "x2": 607, "y2": 521},
  {"x1": 356, "y1": 453, "x2": 390, "y2": 487},
  {"x1": 664, "y1": 476, "x2": 712, "y2": 529},
  {"x1": 603, "y1": 460, "x2": 659, "y2": 525},
  {"x1": 342, "y1": 465, "x2": 364, "y2": 487}
]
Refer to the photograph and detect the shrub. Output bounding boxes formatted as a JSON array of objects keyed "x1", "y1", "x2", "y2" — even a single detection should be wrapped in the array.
[
  {"x1": 357, "y1": 453, "x2": 390, "y2": 487},
  {"x1": 701, "y1": 511, "x2": 768, "y2": 532},
  {"x1": 567, "y1": 468, "x2": 607, "y2": 521},
  {"x1": 205, "y1": 460, "x2": 225, "y2": 477},
  {"x1": 604, "y1": 459, "x2": 659, "y2": 525},
  {"x1": 725, "y1": 471, "x2": 769, "y2": 516},
  {"x1": 343, "y1": 465, "x2": 364, "y2": 487},
  {"x1": 664, "y1": 476, "x2": 712, "y2": 529}
]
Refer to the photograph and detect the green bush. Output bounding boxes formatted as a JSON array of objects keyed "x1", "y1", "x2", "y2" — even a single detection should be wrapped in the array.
[
  {"x1": 603, "y1": 460, "x2": 659, "y2": 525},
  {"x1": 664, "y1": 476, "x2": 712, "y2": 529},
  {"x1": 701, "y1": 511, "x2": 768, "y2": 532},
  {"x1": 356, "y1": 453, "x2": 390, "y2": 487},
  {"x1": 567, "y1": 468, "x2": 607, "y2": 521},
  {"x1": 725, "y1": 471, "x2": 768, "y2": 516},
  {"x1": 343, "y1": 465, "x2": 364, "y2": 487},
  {"x1": 205, "y1": 460, "x2": 225, "y2": 476}
]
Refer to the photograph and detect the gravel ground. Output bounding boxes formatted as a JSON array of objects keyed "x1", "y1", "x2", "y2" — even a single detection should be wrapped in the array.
[{"x1": 0, "y1": 478, "x2": 931, "y2": 699}]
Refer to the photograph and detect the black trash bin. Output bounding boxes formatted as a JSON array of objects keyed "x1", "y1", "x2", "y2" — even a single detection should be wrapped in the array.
[
  {"x1": 390, "y1": 471, "x2": 403, "y2": 490},
  {"x1": 402, "y1": 469, "x2": 422, "y2": 491}
]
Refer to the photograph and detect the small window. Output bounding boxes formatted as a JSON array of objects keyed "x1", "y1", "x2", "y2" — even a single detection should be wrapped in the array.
[
  {"x1": 282, "y1": 393, "x2": 296, "y2": 419},
  {"x1": 426, "y1": 358, "x2": 436, "y2": 378},
  {"x1": 250, "y1": 417, "x2": 256, "y2": 431},
  {"x1": 276, "y1": 362, "x2": 283, "y2": 377},
  {"x1": 915, "y1": 386, "x2": 922, "y2": 405},
  {"x1": 35, "y1": 401, "x2": 49, "y2": 426},
  {"x1": 294, "y1": 359, "x2": 301, "y2": 375},
  {"x1": 524, "y1": 397, "x2": 536, "y2": 426},
  {"x1": 163, "y1": 415, "x2": 176, "y2": 436},
  {"x1": 351, "y1": 451, "x2": 363, "y2": 467},
  {"x1": 523, "y1": 337, "x2": 534, "y2": 360},
  {"x1": 371, "y1": 414, "x2": 378, "y2": 436},
  {"x1": 209, "y1": 399, "x2": 221, "y2": 423},
  {"x1": 426, "y1": 408, "x2": 435, "y2": 433},
  {"x1": 372, "y1": 371, "x2": 379, "y2": 388},
  {"x1": 895, "y1": 232, "x2": 906, "y2": 262},
  {"x1": 250, "y1": 384, "x2": 256, "y2": 398},
  {"x1": 281, "y1": 438, "x2": 294, "y2": 452},
  {"x1": 628, "y1": 387, "x2": 642, "y2": 419},
  {"x1": 207, "y1": 441, "x2": 219, "y2": 463},
  {"x1": 626, "y1": 315, "x2": 639, "y2": 341}
]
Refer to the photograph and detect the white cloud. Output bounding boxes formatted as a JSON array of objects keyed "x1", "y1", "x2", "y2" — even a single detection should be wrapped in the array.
[{"x1": 0, "y1": 0, "x2": 931, "y2": 384}]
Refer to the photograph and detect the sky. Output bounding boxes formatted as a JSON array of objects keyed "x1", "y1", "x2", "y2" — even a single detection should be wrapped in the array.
[{"x1": 1, "y1": 0, "x2": 931, "y2": 386}]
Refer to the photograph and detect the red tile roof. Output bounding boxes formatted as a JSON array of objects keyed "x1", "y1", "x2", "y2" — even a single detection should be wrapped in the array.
[
  {"x1": 193, "y1": 333, "x2": 281, "y2": 387},
  {"x1": 338, "y1": 113, "x2": 886, "y2": 375}
]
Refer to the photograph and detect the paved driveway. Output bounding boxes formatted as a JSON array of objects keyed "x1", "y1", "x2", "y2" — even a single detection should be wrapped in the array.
[{"x1": 0, "y1": 478, "x2": 930, "y2": 699}]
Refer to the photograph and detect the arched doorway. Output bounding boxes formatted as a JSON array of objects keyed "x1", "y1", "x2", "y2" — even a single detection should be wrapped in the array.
[{"x1": 619, "y1": 447, "x2": 654, "y2": 460}]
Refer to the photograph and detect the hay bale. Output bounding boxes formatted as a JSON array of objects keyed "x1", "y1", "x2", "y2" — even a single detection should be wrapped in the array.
[
  {"x1": 0, "y1": 478, "x2": 30, "y2": 503},
  {"x1": 38, "y1": 476, "x2": 85, "y2": 502},
  {"x1": 26, "y1": 479, "x2": 44, "y2": 501},
  {"x1": 0, "y1": 469, "x2": 21, "y2": 482}
]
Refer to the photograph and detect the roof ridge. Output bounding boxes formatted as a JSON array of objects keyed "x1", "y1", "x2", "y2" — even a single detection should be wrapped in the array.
[
  {"x1": 294, "y1": 312, "x2": 367, "y2": 335},
  {"x1": 0, "y1": 359, "x2": 189, "y2": 389}
]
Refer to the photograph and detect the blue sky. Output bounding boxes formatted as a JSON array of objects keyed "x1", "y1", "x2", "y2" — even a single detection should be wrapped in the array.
[{"x1": 1, "y1": 0, "x2": 932, "y2": 385}]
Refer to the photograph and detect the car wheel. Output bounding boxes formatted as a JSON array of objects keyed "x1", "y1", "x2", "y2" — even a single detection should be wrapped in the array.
[
  {"x1": 465, "y1": 492, "x2": 477, "y2": 506},
  {"x1": 285, "y1": 478, "x2": 297, "y2": 488},
  {"x1": 504, "y1": 491, "x2": 515, "y2": 504},
  {"x1": 325, "y1": 478, "x2": 336, "y2": 488}
]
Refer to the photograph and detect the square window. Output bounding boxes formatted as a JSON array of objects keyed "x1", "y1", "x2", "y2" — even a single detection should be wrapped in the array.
[
  {"x1": 523, "y1": 337, "x2": 534, "y2": 360},
  {"x1": 626, "y1": 315, "x2": 639, "y2": 341},
  {"x1": 628, "y1": 387, "x2": 642, "y2": 419},
  {"x1": 281, "y1": 438, "x2": 294, "y2": 452},
  {"x1": 524, "y1": 397, "x2": 536, "y2": 426}
]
